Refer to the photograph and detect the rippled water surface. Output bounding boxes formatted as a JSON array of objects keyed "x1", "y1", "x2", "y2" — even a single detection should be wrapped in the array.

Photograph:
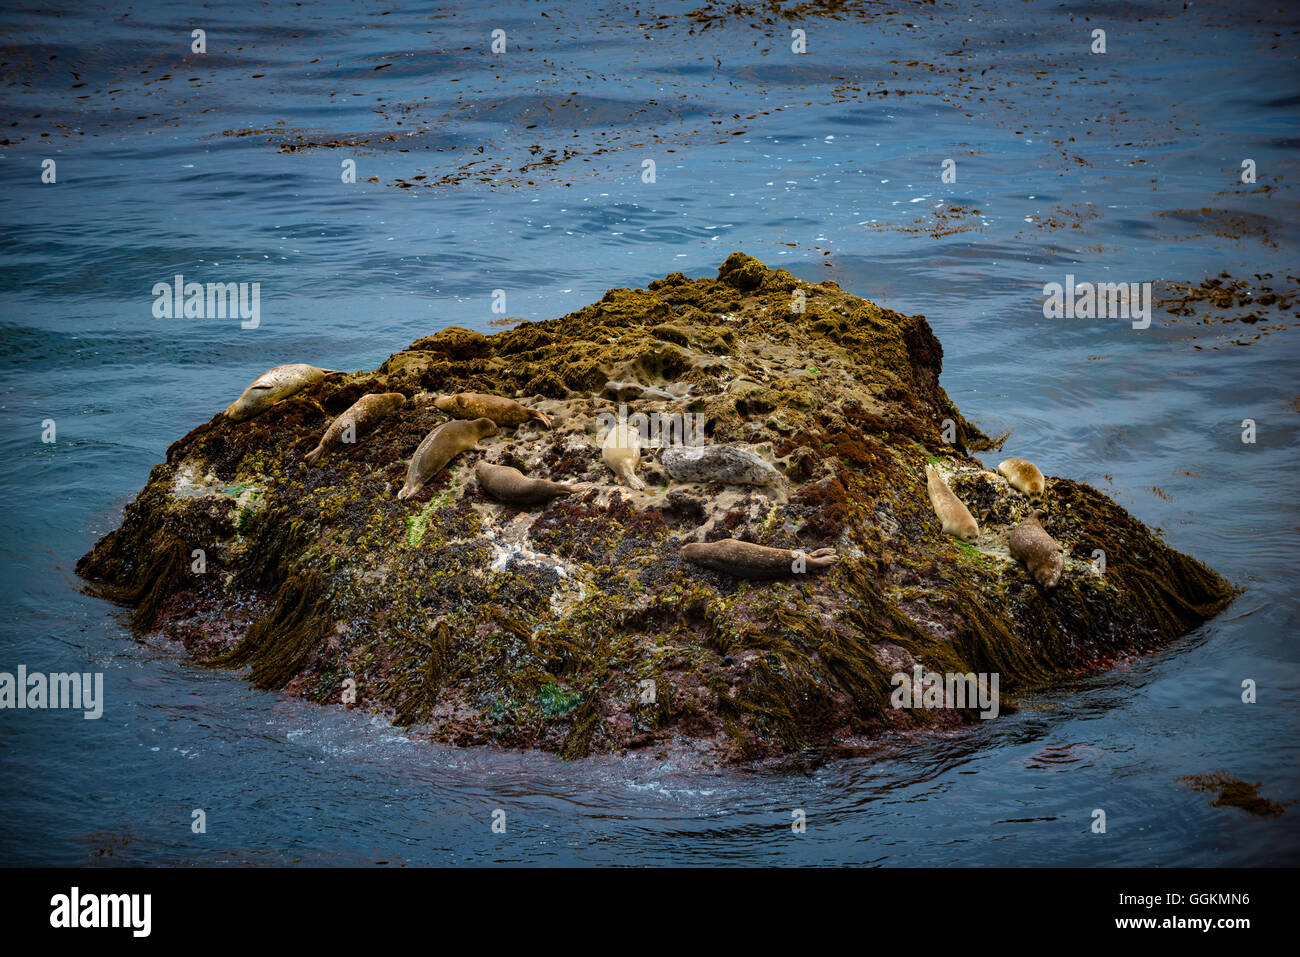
[{"x1": 1, "y1": 0, "x2": 1298, "y2": 865}]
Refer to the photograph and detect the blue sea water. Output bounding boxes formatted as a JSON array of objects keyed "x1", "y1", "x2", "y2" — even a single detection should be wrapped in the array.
[{"x1": 1, "y1": 0, "x2": 1297, "y2": 865}]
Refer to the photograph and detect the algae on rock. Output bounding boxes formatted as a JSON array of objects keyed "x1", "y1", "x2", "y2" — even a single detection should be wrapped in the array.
[{"x1": 77, "y1": 253, "x2": 1238, "y2": 764}]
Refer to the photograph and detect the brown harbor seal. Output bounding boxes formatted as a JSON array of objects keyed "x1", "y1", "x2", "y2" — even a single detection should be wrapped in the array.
[
  {"x1": 680, "y1": 539, "x2": 838, "y2": 580},
  {"x1": 1007, "y1": 509, "x2": 1065, "y2": 589},
  {"x1": 660, "y1": 445, "x2": 783, "y2": 487},
  {"x1": 601, "y1": 422, "x2": 646, "y2": 490},
  {"x1": 398, "y1": 417, "x2": 498, "y2": 500},
  {"x1": 225, "y1": 363, "x2": 343, "y2": 422},
  {"x1": 925, "y1": 463, "x2": 980, "y2": 542},
  {"x1": 475, "y1": 461, "x2": 574, "y2": 507},
  {"x1": 998, "y1": 457, "x2": 1046, "y2": 501},
  {"x1": 433, "y1": 393, "x2": 552, "y2": 428},
  {"x1": 305, "y1": 392, "x2": 406, "y2": 465}
]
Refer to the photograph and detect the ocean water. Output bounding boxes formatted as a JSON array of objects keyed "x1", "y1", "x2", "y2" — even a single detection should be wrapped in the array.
[{"x1": 1, "y1": 0, "x2": 1297, "y2": 865}]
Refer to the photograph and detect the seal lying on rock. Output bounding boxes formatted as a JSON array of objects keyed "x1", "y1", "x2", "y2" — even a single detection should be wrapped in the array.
[
  {"x1": 475, "y1": 461, "x2": 574, "y2": 507},
  {"x1": 1008, "y1": 509, "x2": 1065, "y2": 589},
  {"x1": 305, "y1": 392, "x2": 406, "y2": 465},
  {"x1": 925, "y1": 463, "x2": 979, "y2": 542},
  {"x1": 434, "y1": 393, "x2": 552, "y2": 428},
  {"x1": 998, "y1": 457, "x2": 1046, "y2": 501},
  {"x1": 681, "y1": 539, "x2": 838, "y2": 579},
  {"x1": 225, "y1": 364, "x2": 343, "y2": 422},
  {"x1": 661, "y1": 445, "x2": 783, "y2": 487},
  {"x1": 398, "y1": 417, "x2": 498, "y2": 500},
  {"x1": 601, "y1": 423, "x2": 646, "y2": 490}
]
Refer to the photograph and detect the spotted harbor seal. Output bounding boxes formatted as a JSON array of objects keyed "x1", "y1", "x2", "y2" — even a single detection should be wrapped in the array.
[
  {"x1": 475, "y1": 461, "x2": 574, "y2": 507},
  {"x1": 998, "y1": 457, "x2": 1046, "y2": 501},
  {"x1": 397, "y1": 417, "x2": 498, "y2": 500},
  {"x1": 434, "y1": 393, "x2": 552, "y2": 428},
  {"x1": 601, "y1": 422, "x2": 646, "y2": 490},
  {"x1": 1007, "y1": 509, "x2": 1065, "y2": 589},
  {"x1": 225, "y1": 363, "x2": 343, "y2": 422},
  {"x1": 660, "y1": 445, "x2": 783, "y2": 487},
  {"x1": 305, "y1": 392, "x2": 406, "y2": 465},
  {"x1": 925, "y1": 464, "x2": 979, "y2": 543},
  {"x1": 681, "y1": 539, "x2": 838, "y2": 580}
]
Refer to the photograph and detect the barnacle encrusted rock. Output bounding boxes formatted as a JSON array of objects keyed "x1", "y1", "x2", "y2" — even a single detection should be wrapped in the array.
[{"x1": 77, "y1": 253, "x2": 1238, "y2": 764}]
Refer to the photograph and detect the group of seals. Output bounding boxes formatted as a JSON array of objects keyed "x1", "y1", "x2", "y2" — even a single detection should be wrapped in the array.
[
  {"x1": 924, "y1": 455, "x2": 1065, "y2": 590},
  {"x1": 222, "y1": 365, "x2": 840, "y2": 581}
]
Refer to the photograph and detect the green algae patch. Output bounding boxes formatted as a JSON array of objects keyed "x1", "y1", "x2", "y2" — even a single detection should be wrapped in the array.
[{"x1": 75, "y1": 253, "x2": 1239, "y2": 765}]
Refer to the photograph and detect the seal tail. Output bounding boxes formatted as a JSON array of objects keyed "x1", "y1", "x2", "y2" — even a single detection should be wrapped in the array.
[
  {"x1": 624, "y1": 472, "x2": 646, "y2": 491},
  {"x1": 304, "y1": 444, "x2": 324, "y2": 466}
]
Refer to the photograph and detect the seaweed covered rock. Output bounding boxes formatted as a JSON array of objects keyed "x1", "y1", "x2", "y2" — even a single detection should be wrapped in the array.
[{"x1": 77, "y1": 253, "x2": 1239, "y2": 764}]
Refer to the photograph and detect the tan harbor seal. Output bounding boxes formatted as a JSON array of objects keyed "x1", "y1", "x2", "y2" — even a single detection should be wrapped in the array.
[
  {"x1": 434, "y1": 393, "x2": 552, "y2": 428},
  {"x1": 398, "y1": 417, "x2": 498, "y2": 500},
  {"x1": 601, "y1": 422, "x2": 646, "y2": 490},
  {"x1": 998, "y1": 457, "x2": 1046, "y2": 501},
  {"x1": 305, "y1": 392, "x2": 406, "y2": 465},
  {"x1": 225, "y1": 363, "x2": 343, "y2": 422},
  {"x1": 475, "y1": 461, "x2": 574, "y2": 507},
  {"x1": 925, "y1": 464, "x2": 979, "y2": 542},
  {"x1": 660, "y1": 445, "x2": 783, "y2": 487},
  {"x1": 680, "y1": 539, "x2": 838, "y2": 579},
  {"x1": 1007, "y1": 509, "x2": 1065, "y2": 589}
]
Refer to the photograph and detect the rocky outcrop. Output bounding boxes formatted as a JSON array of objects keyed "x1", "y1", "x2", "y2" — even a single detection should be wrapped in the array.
[{"x1": 77, "y1": 253, "x2": 1238, "y2": 764}]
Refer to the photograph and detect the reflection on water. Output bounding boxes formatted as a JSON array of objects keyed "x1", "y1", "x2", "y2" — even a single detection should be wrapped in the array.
[{"x1": 1, "y1": 0, "x2": 1297, "y2": 865}]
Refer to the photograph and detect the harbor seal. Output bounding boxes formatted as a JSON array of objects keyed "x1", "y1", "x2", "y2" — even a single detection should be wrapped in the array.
[
  {"x1": 434, "y1": 393, "x2": 552, "y2": 428},
  {"x1": 398, "y1": 417, "x2": 498, "y2": 500},
  {"x1": 225, "y1": 363, "x2": 343, "y2": 422},
  {"x1": 601, "y1": 422, "x2": 646, "y2": 490},
  {"x1": 1007, "y1": 509, "x2": 1065, "y2": 589},
  {"x1": 304, "y1": 392, "x2": 406, "y2": 465},
  {"x1": 660, "y1": 445, "x2": 783, "y2": 487},
  {"x1": 998, "y1": 457, "x2": 1046, "y2": 501},
  {"x1": 925, "y1": 464, "x2": 979, "y2": 542},
  {"x1": 681, "y1": 539, "x2": 838, "y2": 580},
  {"x1": 475, "y1": 461, "x2": 574, "y2": 507}
]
